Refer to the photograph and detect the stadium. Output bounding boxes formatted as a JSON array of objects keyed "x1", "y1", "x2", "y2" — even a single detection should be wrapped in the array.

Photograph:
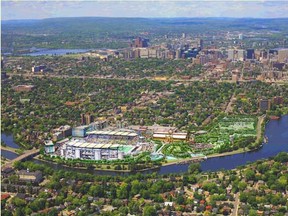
[{"x1": 60, "y1": 129, "x2": 152, "y2": 160}]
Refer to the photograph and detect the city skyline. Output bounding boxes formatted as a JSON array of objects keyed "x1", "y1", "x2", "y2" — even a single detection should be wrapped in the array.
[{"x1": 2, "y1": 0, "x2": 288, "y2": 20}]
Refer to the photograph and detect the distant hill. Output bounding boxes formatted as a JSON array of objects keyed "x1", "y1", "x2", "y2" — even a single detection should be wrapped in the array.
[
  {"x1": 2, "y1": 17, "x2": 288, "y2": 52},
  {"x1": 3, "y1": 17, "x2": 288, "y2": 31}
]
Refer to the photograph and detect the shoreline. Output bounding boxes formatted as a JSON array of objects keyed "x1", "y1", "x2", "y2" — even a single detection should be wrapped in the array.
[
  {"x1": 161, "y1": 148, "x2": 252, "y2": 167},
  {"x1": 33, "y1": 146, "x2": 257, "y2": 173},
  {"x1": 34, "y1": 155, "x2": 160, "y2": 173},
  {"x1": 0, "y1": 114, "x2": 280, "y2": 174},
  {"x1": 161, "y1": 115, "x2": 266, "y2": 167}
]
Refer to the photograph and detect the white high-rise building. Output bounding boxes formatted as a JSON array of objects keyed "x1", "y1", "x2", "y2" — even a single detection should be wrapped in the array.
[
  {"x1": 239, "y1": 34, "x2": 243, "y2": 40},
  {"x1": 228, "y1": 49, "x2": 235, "y2": 60},
  {"x1": 278, "y1": 49, "x2": 288, "y2": 62},
  {"x1": 237, "y1": 50, "x2": 246, "y2": 61}
]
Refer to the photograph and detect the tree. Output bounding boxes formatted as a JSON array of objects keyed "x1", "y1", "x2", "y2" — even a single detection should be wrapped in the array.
[
  {"x1": 131, "y1": 180, "x2": 141, "y2": 196},
  {"x1": 24, "y1": 207, "x2": 33, "y2": 215},
  {"x1": 188, "y1": 163, "x2": 201, "y2": 174},
  {"x1": 274, "y1": 152, "x2": 288, "y2": 163},
  {"x1": 1, "y1": 210, "x2": 12, "y2": 216},
  {"x1": 117, "y1": 182, "x2": 130, "y2": 199},
  {"x1": 244, "y1": 169, "x2": 255, "y2": 181},
  {"x1": 118, "y1": 206, "x2": 129, "y2": 215},
  {"x1": 176, "y1": 195, "x2": 185, "y2": 205},
  {"x1": 128, "y1": 201, "x2": 141, "y2": 214},
  {"x1": 238, "y1": 182, "x2": 247, "y2": 191},
  {"x1": 89, "y1": 185, "x2": 104, "y2": 197},
  {"x1": 143, "y1": 205, "x2": 157, "y2": 216},
  {"x1": 14, "y1": 208, "x2": 25, "y2": 216},
  {"x1": 249, "y1": 209, "x2": 258, "y2": 216},
  {"x1": 202, "y1": 182, "x2": 218, "y2": 193},
  {"x1": 12, "y1": 197, "x2": 26, "y2": 207}
]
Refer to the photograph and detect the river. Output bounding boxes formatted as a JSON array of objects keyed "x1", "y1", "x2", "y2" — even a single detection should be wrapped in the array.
[
  {"x1": 1, "y1": 115, "x2": 288, "y2": 174},
  {"x1": 159, "y1": 115, "x2": 288, "y2": 174},
  {"x1": 1, "y1": 133, "x2": 20, "y2": 149},
  {"x1": 22, "y1": 49, "x2": 91, "y2": 56},
  {"x1": 1, "y1": 150, "x2": 19, "y2": 160}
]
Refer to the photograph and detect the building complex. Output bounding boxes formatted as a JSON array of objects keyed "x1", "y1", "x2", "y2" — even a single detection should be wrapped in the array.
[{"x1": 59, "y1": 129, "x2": 151, "y2": 161}]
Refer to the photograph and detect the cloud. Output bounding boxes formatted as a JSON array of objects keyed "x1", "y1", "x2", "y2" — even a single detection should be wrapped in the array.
[{"x1": 2, "y1": 0, "x2": 288, "y2": 20}]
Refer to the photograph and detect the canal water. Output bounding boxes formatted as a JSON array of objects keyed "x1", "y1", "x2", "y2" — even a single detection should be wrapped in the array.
[
  {"x1": 1, "y1": 115, "x2": 288, "y2": 174},
  {"x1": 1, "y1": 150, "x2": 19, "y2": 160},
  {"x1": 159, "y1": 115, "x2": 288, "y2": 174},
  {"x1": 1, "y1": 133, "x2": 20, "y2": 149}
]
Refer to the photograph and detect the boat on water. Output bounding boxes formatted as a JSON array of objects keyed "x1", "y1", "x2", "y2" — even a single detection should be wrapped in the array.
[
  {"x1": 270, "y1": 116, "x2": 280, "y2": 120},
  {"x1": 264, "y1": 135, "x2": 269, "y2": 143}
]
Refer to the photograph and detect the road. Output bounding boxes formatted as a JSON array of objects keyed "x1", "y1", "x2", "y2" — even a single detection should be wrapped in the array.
[
  {"x1": 256, "y1": 115, "x2": 265, "y2": 143},
  {"x1": 7, "y1": 73, "x2": 202, "y2": 82},
  {"x1": 1, "y1": 149, "x2": 40, "y2": 170},
  {"x1": 0, "y1": 145, "x2": 19, "y2": 153},
  {"x1": 9, "y1": 72, "x2": 285, "y2": 84},
  {"x1": 232, "y1": 193, "x2": 240, "y2": 216},
  {"x1": 225, "y1": 92, "x2": 235, "y2": 114}
]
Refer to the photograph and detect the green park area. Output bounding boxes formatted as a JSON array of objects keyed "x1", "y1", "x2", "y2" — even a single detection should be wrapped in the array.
[
  {"x1": 195, "y1": 115, "x2": 257, "y2": 151},
  {"x1": 161, "y1": 142, "x2": 192, "y2": 158},
  {"x1": 154, "y1": 116, "x2": 258, "y2": 160}
]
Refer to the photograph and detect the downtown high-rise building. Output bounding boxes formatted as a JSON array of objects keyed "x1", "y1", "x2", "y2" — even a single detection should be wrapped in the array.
[
  {"x1": 278, "y1": 49, "x2": 288, "y2": 62},
  {"x1": 246, "y1": 49, "x2": 255, "y2": 59}
]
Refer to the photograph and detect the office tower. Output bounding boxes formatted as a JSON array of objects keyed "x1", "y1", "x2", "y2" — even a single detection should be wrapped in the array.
[
  {"x1": 247, "y1": 49, "x2": 255, "y2": 59},
  {"x1": 239, "y1": 34, "x2": 243, "y2": 40},
  {"x1": 1, "y1": 57, "x2": 4, "y2": 69},
  {"x1": 227, "y1": 49, "x2": 235, "y2": 60},
  {"x1": 176, "y1": 49, "x2": 182, "y2": 59},
  {"x1": 278, "y1": 49, "x2": 288, "y2": 62},
  {"x1": 198, "y1": 39, "x2": 204, "y2": 50},
  {"x1": 133, "y1": 37, "x2": 148, "y2": 48},
  {"x1": 260, "y1": 50, "x2": 268, "y2": 59},
  {"x1": 237, "y1": 50, "x2": 246, "y2": 61}
]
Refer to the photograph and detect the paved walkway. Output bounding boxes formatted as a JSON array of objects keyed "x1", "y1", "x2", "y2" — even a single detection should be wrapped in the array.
[{"x1": 232, "y1": 193, "x2": 240, "y2": 216}]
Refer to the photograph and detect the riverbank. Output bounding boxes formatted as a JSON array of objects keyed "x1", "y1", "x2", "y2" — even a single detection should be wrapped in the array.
[
  {"x1": 1, "y1": 115, "x2": 266, "y2": 173},
  {"x1": 34, "y1": 155, "x2": 130, "y2": 173},
  {"x1": 0, "y1": 145, "x2": 19, "y2": 153},
  {"x1": 33, "y1": 146, "x2": 254, "y2": 173},
  {"x1": 162, "y1": 115, "x2": 266, "y2": 167},
  {"x1": 34, "y1": 155, "x2": 161, "y2": 173},
  {"x1": 161, "y1": 148, "x2": 249, "y2": 167},
  {"x1": 2, "y1": 114, "x2": 287, "y2": 175}
]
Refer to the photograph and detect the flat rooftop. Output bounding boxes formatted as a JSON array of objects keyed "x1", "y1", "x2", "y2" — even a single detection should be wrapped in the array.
[
  {"x1": 86, "y1": 130, "x2": 138, "y2": 137},
  {"x1": 66, "y1": 139, "x2": 121, "y2": 149}
]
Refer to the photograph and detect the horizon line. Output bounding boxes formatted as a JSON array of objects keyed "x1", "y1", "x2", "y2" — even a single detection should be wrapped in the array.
[{"x1": 3, "y1": 16, "x2": 288, "y2": 21}]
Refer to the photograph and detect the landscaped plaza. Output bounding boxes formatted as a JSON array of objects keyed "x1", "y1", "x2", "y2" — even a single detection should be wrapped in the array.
[
  {"x1": 43, "y1": 115, "x2": 259, "y2": 167},
  {"x1": 194, "y1": 116, "x2": 257, "y2": 152}
]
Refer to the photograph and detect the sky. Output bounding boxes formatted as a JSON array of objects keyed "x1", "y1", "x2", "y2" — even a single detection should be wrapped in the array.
[{"x1": 2, "y1": 0, "x2": 288, "y2": 20}]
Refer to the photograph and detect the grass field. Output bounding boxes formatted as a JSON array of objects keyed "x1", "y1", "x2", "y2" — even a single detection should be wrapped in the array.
[{"x1": 118, "y1": 145, "x2": 134, "y2": 153}]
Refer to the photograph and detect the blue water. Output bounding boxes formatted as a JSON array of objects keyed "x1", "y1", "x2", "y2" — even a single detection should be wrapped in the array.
[
  {"x1": 1, "y1": 115, "x2": 288, "y2": 174},
  {"x1": 1, "y1": 150, "x2": 19, "y2": 160},
  {"x1": 159, "y1": 115, "x2": 288, "y2": 174},
  {"x1": 23, "y1": 49, "x2": 91, "y2": 56},
  {"x1": 1, "y1": 133, "x2": 20, "y2": 149}
]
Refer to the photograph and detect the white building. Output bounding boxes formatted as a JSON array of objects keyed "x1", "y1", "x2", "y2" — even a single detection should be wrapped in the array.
[{"x1": 60, "y1": 129, "x2": 148, "y2": 161}]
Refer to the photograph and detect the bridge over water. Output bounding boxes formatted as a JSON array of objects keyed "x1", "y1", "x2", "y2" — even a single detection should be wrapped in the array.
[{"x1": 1, "y1": 147, "x2": 40, "y2": 170}]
